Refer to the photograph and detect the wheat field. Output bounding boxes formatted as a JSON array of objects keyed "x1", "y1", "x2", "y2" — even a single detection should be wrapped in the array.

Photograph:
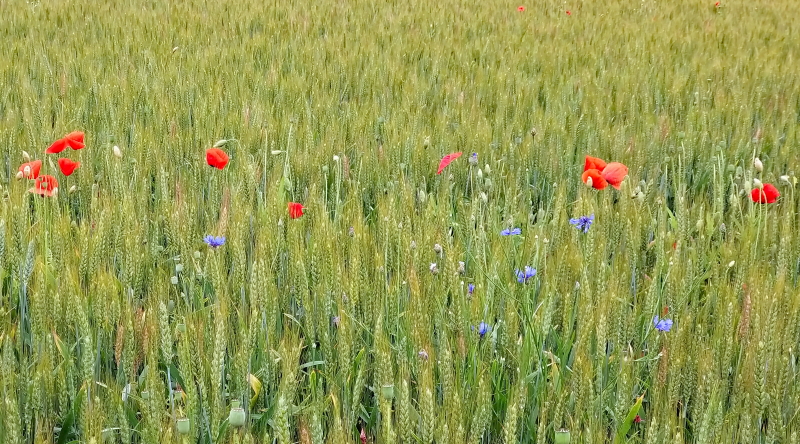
[{"x1": 0, "y1": 0, "x2": 799, "y2": 442}]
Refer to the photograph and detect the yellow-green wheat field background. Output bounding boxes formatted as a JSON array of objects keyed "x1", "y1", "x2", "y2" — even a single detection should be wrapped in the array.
[{"x1": 1, "y1": 0, "x2": 799, "y2": 442}]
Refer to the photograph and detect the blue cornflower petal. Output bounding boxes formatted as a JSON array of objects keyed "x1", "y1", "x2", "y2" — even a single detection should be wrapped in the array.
[
  {"x1": 468, "y1": 283, "x2": 475, "y2": 294},
  {"x1": 204, "y1": 235, "x2": 226, "y2": 248}
]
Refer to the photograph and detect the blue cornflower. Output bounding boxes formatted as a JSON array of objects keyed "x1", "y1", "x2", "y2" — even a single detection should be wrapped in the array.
[
  {"x1": 653, "y1": 316, "x2": 673, "y2": 332},
  {"x1": 501, "y1": 227, "x2": 522, "y2": 236},
  {"x1": 477, "y1": 322, "x2": 490, "y2": 337},
  {"x1": 468, "y1": 283, "x2": 475, "y2": 295},
  {"x1": 515, "y1": 266, "x2": 537, "y2": 283},
  {"x1": 569, "y1": 214, "x2": 595, "y2": 233},
  {"x1": 469, "y1": 152, "x2": 478, "y2": 166},
  {"x1": 203, "y1": 235, "x2": 226, "y2": 248}
]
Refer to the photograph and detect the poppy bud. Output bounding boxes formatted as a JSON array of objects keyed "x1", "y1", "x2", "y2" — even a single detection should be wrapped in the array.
[
  {"x1": 480, "y1": 192, "x2": 488, "y2": 203},
  {"x1": 754, "y1": 157, "x2": 763, "y2": 172},
  {"x1": 429, "y1": 263, "x2": 438, "y2": 275},
  {"x1": 728, "y1": 261, "x2": 735, "y2": 268},
  {"x1": 484, "y1": 164, "x2": 491, "y2": 175},
  {"x1": 530, "y1": 127, "x2": 537, "y2": 137},
  {"x1": 175, "y1": 263, "x2": 184, "y2": 273},
  {"x1": 457, "y1": 261, "x2": 465, "y2": 274},
  {"x1": 743, "y1": 180, "x2": 751, "y2": 191},
  {"x1": 410, "y1": 240, "x2": 417, "y2": 250},
  {"x1": 433, "y1": 243, "x2": 442, "y2": 254},
  {"x1": 333, "y1": 155, "x2": 340, "y2": 162},
  {"x1": 69, "y1": 185, "x2": 77, "y2": 194},
  {"x1": 113, "y1": 145, "x2": 123, "y2": 158},
  {"x1": 753, "y1": 178, "x2": 763, "y2": 189},
  {"x1": 780, "y1": 175, "x2": 791, "y2": 185},
  {"x1": 170, "y1": 276, "x2": 179, "y2": 285},
  {"x1": 477, "y1": 169, "x2": 483, "y2": 180},
  {"x1": 15, "y1": 171, "x2": 23, "y2": 180},
  {"x1": 22, "y1": 151, "x2": 31, "y2": 162},
  {"x1": 271, "y1": 150, "x2": 283, "y2": 155},
  {"x1": 423, "y1": 136, "x2": 430, "y2": 147}
]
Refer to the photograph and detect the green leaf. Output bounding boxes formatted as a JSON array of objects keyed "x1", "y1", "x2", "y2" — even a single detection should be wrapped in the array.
[{"x1": 614, "y1": 393, "x2": 644, "y2": 444}]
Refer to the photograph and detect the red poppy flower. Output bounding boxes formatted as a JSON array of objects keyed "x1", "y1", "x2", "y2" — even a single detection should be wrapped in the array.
[
  {"x1": 58, "y1": 158, "x2": 81, "y2": 176},
  {"x1": 30, "y1": 175, "x2": 59, "y2": 197},
  {"x1": 288, "y1": 202, "x2": 305, "y2": 219},
  {"x1": 634, "y1": 415, "x2": 642, "y2": 424},
  {"x1": 750, "y1": 183, "x2": 779, "y2": 204},
  {"x1": 437, "y1": 152, "x2": 463, "y2": 175},
  {"x1": 601, "y1": 162, "x2": 628, "y2": 189},
  {"x1": 714, "y1": 1, "x2": 720, "y2": 7},
  {"x1": 582, "y1": 169, "x2": 608, "y2": 189},
  {"x1": 46, "y1": 138, "x2": 69, "y2": 154},
  {"x1": 566, "y1": 10, "x2": 572, "y2": 15},
  {"x1": 206, "y1": 147, "x2": 229, "y2": 169},
  {"x1": 584, "y1": 155, "x2": 607, "y2": 172},
  {"x1": 517, "y1": 5, "x2": 525, "y2": 12},
  {"x1": 46, "y1": 132, "x2": 85, "y2": 153},
  {"x1": 17, "y1": 160, "x2": 42, "y2": 179}
]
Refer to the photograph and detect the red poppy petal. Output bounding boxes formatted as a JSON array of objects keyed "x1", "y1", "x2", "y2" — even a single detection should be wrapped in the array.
[
  {"x1": 582, "y1": 169, "x2": 608, "y2": 189},
  {"x1": 764, "y1": 183, "x2": 779, "y2": 203},
  {"x1": 601, "y1": 162, "x2": 628, "y2": 189},
  {"x1": 46, "y1": 138, "x2": 69, "y2": 154},
  {"x1": 68, "y1": 140, "x2": 85, "y2": 150},
  {"x1": 205, "y1": 148, "x2": 229, "y2": 169},
  {"x1": 65, "y1": 131, "x2": 85, "y2": 144},
  {"x1": 58, "y1": 158, "x2": 80, "y2": 176},
  {"x1": 437, "y1": 152, "x2": 463, "y2": 175},
  {"x1": 584, "y1": 155, "x2": 607, "y2": 172}
]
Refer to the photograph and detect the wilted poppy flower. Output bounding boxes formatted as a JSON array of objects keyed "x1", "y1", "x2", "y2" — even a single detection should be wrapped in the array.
[
  {"x1": 517, "y1": 5, "x2": 525, "y2": 11},
  {"x1": 634, "y1": 415, "x2": 642, "y2": 424},
  {"x1": 203, "y1": 235, "x2": 226, "y2": 248},
  {"x1": 288, "y1": 202, "x2": 305, "y2": 219},
  {"x1": 46, "y1": 131, "x2": 85, "y2": 154},
  {"x1": 750, "y1": 183, "x2": 779, "y2": 204},
  {"x1": 30, "y1": 175, "x2": 59, "y2": 197},
  {"x1": 653, "y1": 316, "x2": 673, "y2": 332},
  {"x1": 17, "y1": 160, "x2": 42, "y2": 179},
  {"x1": 206, "y1": 148, "x2": 229, "y2": 169},
  {"x1": 582, "y1": 169, "x2": 608, "y2": 189},
  {"x1": 569, "y1": 214, "x2": 594, "y2": 233},
  {"x1": 515, "y1": 266, "x2": 536, "y2": 283},
  {"x1": 57, "y1": 158, "x2": 81, "y2": 176},
  {"x1": 437, "y1": 152, "x2": 463, "y2": 175},
  {"x1": 500, "y1": 227, "x2": 522, "y2": 236}
]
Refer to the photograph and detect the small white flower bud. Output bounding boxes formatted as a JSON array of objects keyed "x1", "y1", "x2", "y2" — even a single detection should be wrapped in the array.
[
  {"x1": 754, "y1": 157, "x2": 763, "y2": 173},
  {"x1": 113, "y1": 145, "x2": 123, "y2": 158},
  {"x1": 780, "y1": 175, "x2": 791, "y2": 185},
  {"x1": 753, "y1": 178, "x2": 763, "y2": 189},
  {"x1": 22, "y1": 151, "x2": 31, "y2": 162}
]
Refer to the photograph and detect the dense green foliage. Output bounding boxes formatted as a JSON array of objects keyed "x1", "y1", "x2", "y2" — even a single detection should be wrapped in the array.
[{"x1": 1, "y1": 0, "x2": 799, "y2": 442}]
